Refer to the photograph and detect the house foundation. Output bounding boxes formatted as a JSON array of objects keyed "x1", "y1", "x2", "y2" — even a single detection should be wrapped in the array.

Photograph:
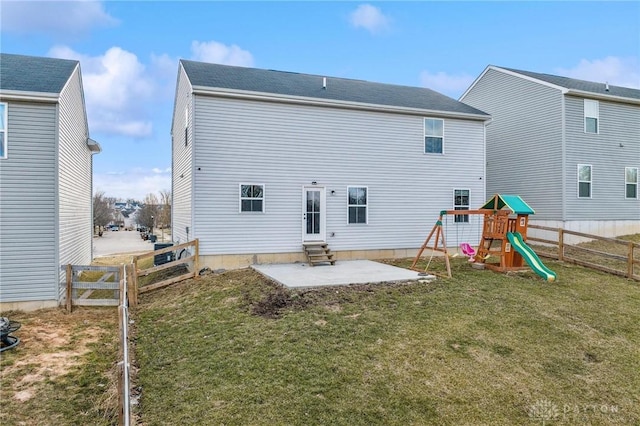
[{"x1": 198, "y1": 247, "x2": 423, "y2": 271}]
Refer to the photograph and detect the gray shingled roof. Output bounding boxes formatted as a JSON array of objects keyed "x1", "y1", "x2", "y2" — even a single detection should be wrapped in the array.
[
  {"x1": 500, "y1": 66, "x2": 640, "y2": 100},
  {"x1": 181, "y1": 60, "x2": 489, "y2": 117},
  {"x1": 0, "y1": 53, "x2": 78, "y2": 94}
]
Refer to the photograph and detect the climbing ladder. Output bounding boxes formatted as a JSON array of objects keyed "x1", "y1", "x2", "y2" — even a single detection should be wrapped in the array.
[{"x1": 303, "y1": 242, "x2": 335, "y2": 266}]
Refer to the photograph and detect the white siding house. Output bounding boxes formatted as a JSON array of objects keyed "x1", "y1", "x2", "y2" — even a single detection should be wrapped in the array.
[
  {"x1": 172, "y1": 60, "x2": 490, "y2": 269},
  {"x1": 461, "y1": 66, "x2": 640, "y2": 237},
  {"x1": 0, "y1": 53, "x2": 100, "y2": 311}
]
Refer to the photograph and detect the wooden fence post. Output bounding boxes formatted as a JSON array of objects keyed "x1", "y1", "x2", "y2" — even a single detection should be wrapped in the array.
[
  {"x1": 558, "y1": 229, "x2": 564, "y2": 262},
  {"x1": 66, "y1": 264, "x2": 73, "y2": 313},
  {"x1": 628, "y1": 241, "x2": 634, "y2": 280},
  {"x1": 194, "y1": 239, "x2": 200, "y2": 277},
  {"x1": 126, "y1": 263, "x2": 137, "y2": 307}
]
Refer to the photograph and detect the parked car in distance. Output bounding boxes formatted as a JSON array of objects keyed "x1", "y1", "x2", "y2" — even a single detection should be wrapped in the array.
[{"x1": 110, "y1": 225, "x2": 119, "y2": 231}]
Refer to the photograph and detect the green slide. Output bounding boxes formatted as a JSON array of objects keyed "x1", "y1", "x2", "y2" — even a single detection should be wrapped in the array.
[{"x1": 507, "y1": 232, "x2": 557, "y2": 282}]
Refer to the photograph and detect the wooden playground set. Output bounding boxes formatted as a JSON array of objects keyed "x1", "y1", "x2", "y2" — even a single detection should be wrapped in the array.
[{"x1": 411, "y1": 194, "x2": 556, "y2": 281}]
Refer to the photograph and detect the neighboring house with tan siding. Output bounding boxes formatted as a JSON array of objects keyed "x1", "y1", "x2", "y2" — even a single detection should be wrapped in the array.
[
  {"x1": 460, "y1": 66, "x2": 640, "y2": 237},
  {"x1": 171, "y1": 60, "x2": 491, "y2": 270},
  {"x1": 0, "y1": 53, "x2": 100, "y2": 310}
]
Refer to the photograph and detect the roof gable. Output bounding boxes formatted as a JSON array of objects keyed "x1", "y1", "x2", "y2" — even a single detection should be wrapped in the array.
[
  {"x1": 481, "y1": 194, "x2": 535, "y2": 215},
  {"x1": 180, "y1": 60, "x2": 489, "y2": 118},
  {"x1": 0, "y1": 53, "x2": 78, "y2": 95}
]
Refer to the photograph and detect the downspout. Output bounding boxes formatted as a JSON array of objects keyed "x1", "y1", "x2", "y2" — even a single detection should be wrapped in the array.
[
  {"x1": 87, "y1": 138, "x2": 101, "y2": 260},
  {"x1": 560, "y1": 90, "x2": 567, "y2": 226},
  {"x1": 483, "y1": 118, "x2": 493, "y2": 200}
]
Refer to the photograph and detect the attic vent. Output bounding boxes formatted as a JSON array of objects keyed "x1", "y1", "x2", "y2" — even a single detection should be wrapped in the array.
[{"x1": 323, "y1": 77, "x2": 327, "y2": 90}]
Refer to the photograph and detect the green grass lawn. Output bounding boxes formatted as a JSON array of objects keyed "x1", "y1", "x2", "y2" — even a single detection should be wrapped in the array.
[{"x1": 134, "y1": 258, "x2": 640, "y2": 425}]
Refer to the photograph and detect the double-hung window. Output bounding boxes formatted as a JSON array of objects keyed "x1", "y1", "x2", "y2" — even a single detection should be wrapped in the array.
[
  {"x1": 347, "y1": 186, "x2": 367, "y2": 224},
  {"x1": 240, "y1": 184, "x2": 264, "y2": 212},
  {"x1": 577, "y1": 164, "x2": 592, "y2": 198},
  {"x1": 626, "y1": 167, "x2": 638, "y2": 199},
  {"x1": 424, "y1": 118, "x2": 444, "y2": 154},
  {"x1": 454, "y1": 189, "x2": 470, "y2": 223},
  {"x1": 0, "y1": 103, "x2": 6, "y2": 159},
  {"x1": 584, "y1": 99, "x2": 599, "y2": 134}
]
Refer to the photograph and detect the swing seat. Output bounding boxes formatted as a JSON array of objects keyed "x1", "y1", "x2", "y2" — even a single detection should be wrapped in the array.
[{"x1": 460, "y1": 242, "x2": 476, "y2": 257}]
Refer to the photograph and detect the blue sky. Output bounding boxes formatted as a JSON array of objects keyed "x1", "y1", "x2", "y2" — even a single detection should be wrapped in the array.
[{"x1": 2, "y1": 1, "x2": 639, "y2": 200}]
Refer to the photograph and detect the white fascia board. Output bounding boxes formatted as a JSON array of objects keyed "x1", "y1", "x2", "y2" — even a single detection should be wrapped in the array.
[
  {"x1": 0, "y1": 89, "x2": 60, "y2": 103},
  {"x1": 192, "y1": 85, "x2": 491, "y2": 122},
  {"x1": 565, "y1": 89, "x2": 640, "y2": 106}
]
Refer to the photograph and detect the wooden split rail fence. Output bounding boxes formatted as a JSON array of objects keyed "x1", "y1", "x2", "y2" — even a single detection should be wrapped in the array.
[
  {"x1": 129, "y1": 239, "x2": 199, "y2": 305},
  {"x1": 63, "y1": 240, "x2": 200, "y2": 425},
  {"x1": 529, "y1": 225, "x2": 640, "y2": 281}
]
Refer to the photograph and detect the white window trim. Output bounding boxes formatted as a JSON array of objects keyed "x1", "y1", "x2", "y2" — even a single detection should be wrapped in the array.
[
  {"x1": 625, "y1": 167, "x2": 638, "y2": 199},
  {"x1": 347, "y1": 185, "x2": 368, "y2": 225},
  {"x1": 584, "y1": 99, "x2": 599, "y2": 134},
  {"x1": 424, "y1": 117, "x2": 445, "y2": 155},
  {"x1": 577, "y1": 164, "x2": 592, "y2": 199},
  {"x1": 453, "y1": 188, "x2": 470, "y2": 223},
  {"x1": 0, "y1": 102, "x2": 7, "y2": 159},
  {"x1": 239, "y1": 183, "x2": 265, "y2": 213}
]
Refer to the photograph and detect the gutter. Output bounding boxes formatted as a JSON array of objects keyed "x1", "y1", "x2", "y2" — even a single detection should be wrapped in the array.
[
  {"x1": 0, "y1": 90, "x2": 60, "y2": 103},
  {"x1": 565, "y1": 89, "x2": 640, "y2": 106}
]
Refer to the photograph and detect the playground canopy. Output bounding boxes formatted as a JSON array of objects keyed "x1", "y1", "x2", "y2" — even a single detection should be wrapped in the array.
[{"x1": 481, "y1": 194, "x2": 535, "y2": 215}]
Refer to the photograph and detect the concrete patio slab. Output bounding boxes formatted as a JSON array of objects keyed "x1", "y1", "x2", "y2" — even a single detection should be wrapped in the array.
[{"x1": 251, "y1": 260, "x2": 434, "y2": 289}]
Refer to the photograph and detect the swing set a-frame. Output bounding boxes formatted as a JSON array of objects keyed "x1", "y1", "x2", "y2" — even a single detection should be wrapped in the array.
[{"x1": 410, "y1": 208, "x2": 493, "y2": 278}]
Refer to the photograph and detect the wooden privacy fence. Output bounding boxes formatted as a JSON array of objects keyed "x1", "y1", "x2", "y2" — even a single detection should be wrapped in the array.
[
  {"x1": 64, "y1": 264, "x2": 124, "y2": 312},
  {"x1": 529, "y1": 225, "x2": 640, "y2": 281},
  {"x1": 129, "y1": 239, "x2": 199, "y2": 304}
]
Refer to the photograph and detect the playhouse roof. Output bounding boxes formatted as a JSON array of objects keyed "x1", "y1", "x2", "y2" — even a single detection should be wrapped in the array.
[{"x1": 481, "y1": 194, "x2": 535, "y2": 215}]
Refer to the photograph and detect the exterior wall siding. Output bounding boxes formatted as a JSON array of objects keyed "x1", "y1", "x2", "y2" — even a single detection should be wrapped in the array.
[
  {"x1": 0, "y1": 101, "x2": 58, "y2": 302},
  {"x1": 461, "y1": 69, "x2": 565, "y2": 219},
  {"x1": 171, "y1": 66, "x2": 193, "y2": 245},
  {"x1": 563, "y1": 95, "x2": 640, "y2": 220},
  {"x1": 191, "y1": 95, "x2": 486, "y2": 255},
  {"x1": 57, "y1": 67, "x2": 93, "y2": 297}
]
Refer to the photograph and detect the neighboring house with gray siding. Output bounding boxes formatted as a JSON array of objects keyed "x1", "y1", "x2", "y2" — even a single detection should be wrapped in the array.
[
  {"x1": 172, "y1": 60, "x2": 490, "y2": 270},
  {"x1": 0, "y1": 53, "x2": 100, "y2": 311},
  {"x1": 460, "y1": 65, "x2": 640, "y2": 237}
]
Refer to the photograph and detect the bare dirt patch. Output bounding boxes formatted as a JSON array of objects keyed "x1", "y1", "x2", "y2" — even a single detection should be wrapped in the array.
[
  {"x1": 2, "y1": 310, "x2": 110, "y2": 402},
  {"x1": 0, "y1": 306, "x2": 118, "y2": 424}
]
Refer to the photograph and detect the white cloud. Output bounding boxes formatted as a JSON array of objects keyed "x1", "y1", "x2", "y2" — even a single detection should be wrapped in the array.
[
  {"x1": 94, "y1": 167, "x2": 171, "y2": 201},
  {"x1": 349, "y1": 4, "x2": 390, "y2": 34},
  {"x1": 48, "y1": 45, "x2": 155, "y2": 137},
  {"x1": 1, "y1": 0, "x2": 117, "y2": 36},
  {"x1": 191, "y1": 40, "x2": 254, "y2": 67},
  {"x1": 419, "y1": 71, "x2": 475, "y2": 99},
  {"x1": 555, "y1": 56, "x2": 640, "y2": 89}
]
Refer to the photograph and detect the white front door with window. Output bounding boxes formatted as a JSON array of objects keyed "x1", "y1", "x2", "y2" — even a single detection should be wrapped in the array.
[{"x1": 302, "y1": 186, "x2": 326, "y2": 242}]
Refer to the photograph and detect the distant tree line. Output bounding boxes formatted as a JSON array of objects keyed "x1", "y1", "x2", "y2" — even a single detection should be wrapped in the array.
[{"x1": 93, "y1": 190, "x2": 171, "y2": 233}]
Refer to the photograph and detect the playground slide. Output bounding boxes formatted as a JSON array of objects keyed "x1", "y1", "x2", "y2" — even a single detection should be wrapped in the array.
[{"x1": 506, "y1": 232, "x2": 557, "y2": 282}]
